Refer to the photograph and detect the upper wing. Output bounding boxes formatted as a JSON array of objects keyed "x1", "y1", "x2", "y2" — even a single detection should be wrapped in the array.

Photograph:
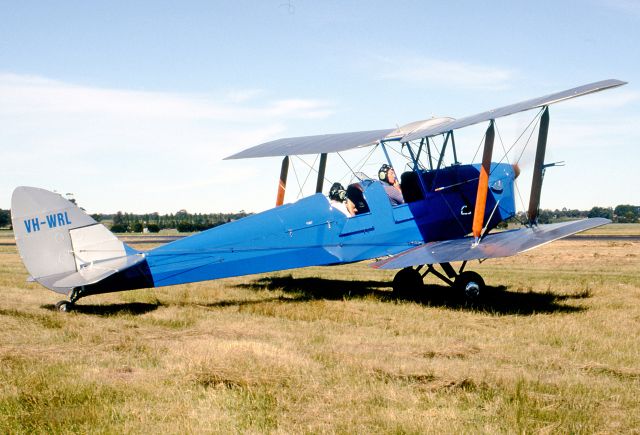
[
  {"x1": 400, "y1": 79, "x2": 627, "y2": 142},
  {"x1": 224, "y1": 128, "x2": 395, "y2": 159},
  {"x1": 371, "y1": 218, "x2": 610, "y2": 270},
  {"x1": 225, "y1": 79, "x2": 626, "y2": 160}
]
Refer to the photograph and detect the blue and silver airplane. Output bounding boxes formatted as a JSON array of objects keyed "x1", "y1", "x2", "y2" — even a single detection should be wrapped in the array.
[{"x1": 10, "y1": 79, "x2": 626, "y2": 311}]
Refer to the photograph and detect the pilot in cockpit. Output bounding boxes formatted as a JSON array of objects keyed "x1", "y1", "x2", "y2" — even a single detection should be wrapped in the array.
[
  {"x1": 346, "y1": 181, "x2": 370, "y2": 216},
  {"x1": 328, "y1": 182, "x2": 350, "y2": 217},
  {"x1": 378, "y1": 164, "x2": 405, "y2": 206}
]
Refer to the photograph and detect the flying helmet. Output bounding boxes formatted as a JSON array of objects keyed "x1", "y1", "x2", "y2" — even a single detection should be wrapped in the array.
[
  {"x1": 378, "y1": 164, "x2": 392, "y2": 183},
  {"x1": 329, "y1": 182, "x2": 347, "y2": 202}
]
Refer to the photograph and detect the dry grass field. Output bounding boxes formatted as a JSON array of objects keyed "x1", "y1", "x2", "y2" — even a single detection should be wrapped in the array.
[{"x1": 1, "y1": 228, "x2": 639, "y2": 433}]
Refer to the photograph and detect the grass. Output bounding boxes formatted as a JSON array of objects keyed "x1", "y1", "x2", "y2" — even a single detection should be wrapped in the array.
[
  {"x1": 0, "y1": 236, "x2": 639, "y2": 433},
  {"x1": 580, "y1": 222, "x2": 640, "y2": 236}
]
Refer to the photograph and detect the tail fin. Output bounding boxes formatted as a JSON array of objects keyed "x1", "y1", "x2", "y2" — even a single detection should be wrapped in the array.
[{"x1": 11, "y1": 187, "x2": 145, "y2": 295}]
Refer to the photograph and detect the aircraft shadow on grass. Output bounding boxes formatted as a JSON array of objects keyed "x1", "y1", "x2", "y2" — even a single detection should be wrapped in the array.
[
  {"x1": 41, "y1": 301, "x2": 161, "y2": 316},
  {"x1": 234, "y1": 275, "x2": 590, "y2": 315},
  {"x1": 38, "y1": 278, "x2": 590, "y2": 316}
]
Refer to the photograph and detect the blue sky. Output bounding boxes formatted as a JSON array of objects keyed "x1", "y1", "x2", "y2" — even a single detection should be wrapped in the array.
[{"x1": 1, "y1": 0, "x2": 638, "y2": 214}]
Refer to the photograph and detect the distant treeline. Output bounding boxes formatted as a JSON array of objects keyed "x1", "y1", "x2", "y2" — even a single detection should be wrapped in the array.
[
  {"x1": 513, "y1": 204, "x2": 640, "y2": 224},
  {"x1": 0, "y1": 205, "x2": 638, "y2": 231},
  {"x1": 94, "y1": 210, "x2": 252, "y2": 233}
]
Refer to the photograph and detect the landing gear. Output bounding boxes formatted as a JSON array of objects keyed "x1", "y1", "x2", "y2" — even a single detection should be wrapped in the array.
[
  {"x1": 55, "y1": 300, "x2": 74, "y2": 312},
  {"x1": 392, "y1": 262, "x2": 486, "y2": 301},
  {"x1": 392, "y1": 267, "x2": 424, "y2": 299},
  {"x1": 454, "y1": 271, "x2": 485, "y2": 300},
  {"x1": 55, "y1": 287, "x2": 83, "y2": 312}
]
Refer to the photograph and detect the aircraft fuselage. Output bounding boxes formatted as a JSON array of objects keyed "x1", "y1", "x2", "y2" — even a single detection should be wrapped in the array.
[{"x1": 126, "y1": 162, "x2": 517, "y2": 289}]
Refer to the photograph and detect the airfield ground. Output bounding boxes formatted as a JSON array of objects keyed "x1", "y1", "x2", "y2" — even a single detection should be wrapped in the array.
[{"x1": 0, "y1": 225, "x2": 639, "y2": 433}]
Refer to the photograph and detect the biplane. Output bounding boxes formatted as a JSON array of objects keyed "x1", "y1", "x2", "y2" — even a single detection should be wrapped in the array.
[{"x1": 11, "y1": 79, "x2": 626, "y2": 311}]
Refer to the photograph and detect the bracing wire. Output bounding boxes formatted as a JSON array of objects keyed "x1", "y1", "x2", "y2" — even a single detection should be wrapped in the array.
[
  {"x1": 513, "y1": 180, "x2": 528, "y2": 223},
  {"x1": 335, "y1": 151, "x2": 354, "y2": 180},
  {"x1": 290, "y1": 157, "x2": 301, "y2": 198},
  {"x1": 408, "y1": 140, "x2": 427, "y2": 171},
  {"x1": 514, "y1": 109, "x2": 543, "y2": 164},
  {"x1": 357, "y1": 144, "x2": 380, "y2": 175},
  {"x1": 388, "y1": 141, "x2": 414, "y2": 164},
  {"x1": 506, "y1": 108, "x2": 544, "y2": 215},
  {"x1": 489, "y1": 122, "x2": 513, "y2": 176},
  {"x1": 294, "y1": 154, "x2": 319, "y2": 199},
  {"x1": 509, "y1": 108, "x2": 544, "y2": 163},
  {"x1": 293, "y1": 154, "x2": 334, "y2": 189},
  {"x1": 337, "y1": 144, "x2": 378, "y2": 183},
  {"x1": 293, "y1": 154, "x2": 318, "y2": 174},
  {"x1": 513, "y1": 109, "x2": 543, "y2": 215},
  {"x1": 471, "y1": 127, "x2": 488, "y2": 163},
  {"x1": 430, "y1": 137, "x2": 444, "y2": 168},
  {"x1": 494, "y1": 123, "x2": 510, "y2": 165}
]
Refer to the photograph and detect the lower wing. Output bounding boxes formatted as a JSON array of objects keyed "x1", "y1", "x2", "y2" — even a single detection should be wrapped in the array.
[{"x1": 371, "y1": 218, "x2": 610, "y2": 269}]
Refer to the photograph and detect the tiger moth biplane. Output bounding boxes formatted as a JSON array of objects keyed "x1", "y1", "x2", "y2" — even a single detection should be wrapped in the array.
[{"x1": 11, "y1": 79, "x2": 627, "y2": 311}]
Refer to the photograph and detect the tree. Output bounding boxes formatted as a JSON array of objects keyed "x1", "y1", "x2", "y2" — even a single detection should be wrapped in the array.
[
  {"x1": 147, "y1": 223, "x2": 160, "y2": 233},
  {"x1": 113, "y1": 211, "x2": 125, "y2": 226},
  {"x1": 110, "y1": 224, "x2": 128, "y2": 233},
  {"x1": 177, "y1": 221, "x2": 194, "y2": 232},
  {"x1": 536, "y1": 209, "x2": 553, "y2": 224},
  {"x1": 0, "y1": 209, "x2": 9, "y2": 228},
  {"x1": 614, "y1": 204, "x2": 639, "y2": 223},
  {"x1": 588, "y1": 206, "x2": 613, "y2": 220}
]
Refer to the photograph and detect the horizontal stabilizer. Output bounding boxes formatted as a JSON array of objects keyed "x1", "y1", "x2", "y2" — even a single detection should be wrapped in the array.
[
  {"x1": 51, "y1": 254, "x2": 146, "y2": 290},
  {"x1": 371, "y1": 218, "x2": 610, "y2": 270}
]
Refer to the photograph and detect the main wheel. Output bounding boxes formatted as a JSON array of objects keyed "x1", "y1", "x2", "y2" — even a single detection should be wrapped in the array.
[
  {"x1": 392, "y1": 267, "x2": 423, "y2": 299},
  {"x1": 55, "y1": 300, "x2": 73, "y2": 312},
  {"x1": 454, "y1": 271, "x2": 485, "y2": 300}
]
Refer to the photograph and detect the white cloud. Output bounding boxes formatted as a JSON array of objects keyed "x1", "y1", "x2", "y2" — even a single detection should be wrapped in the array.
[
  {"x1": 0, "y1": 73, "x2": 336, "y2": 213},
  {"x1": 0, "y1": 73, "x2": 334, "y2": 121},
  {"x1": 376, "y1": 56, "x2": 514, "y2": 90}
]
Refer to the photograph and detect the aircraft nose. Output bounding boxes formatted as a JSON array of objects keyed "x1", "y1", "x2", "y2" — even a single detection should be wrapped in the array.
[{"x1": 512, "y1": 163, "x2": 521, "y2": 179}]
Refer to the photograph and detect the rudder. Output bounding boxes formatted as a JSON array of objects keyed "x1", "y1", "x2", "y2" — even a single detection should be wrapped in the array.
[{"x1": 11, "y1": 186, "x2": 145, "y2": 295}]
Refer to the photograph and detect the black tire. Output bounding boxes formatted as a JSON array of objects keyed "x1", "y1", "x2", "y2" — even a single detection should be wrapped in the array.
[
  {"x1": 392, "y1": 267, "x2": 423, "y2": 299},
  {"x1": 55, "y1": 300, "x2": 73, "y2": 312},
  {"x1": 455, "y1": 271, "x2": 485, "y2": 300}
]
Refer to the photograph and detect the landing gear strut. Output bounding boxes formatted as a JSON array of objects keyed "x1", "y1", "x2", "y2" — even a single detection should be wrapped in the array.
[
  {"x1": 55, "y1": 287, "x2": 82, "y2": 312},
  {"x1": 391, "y1": 261, "x2": 485, "y2": 301}
]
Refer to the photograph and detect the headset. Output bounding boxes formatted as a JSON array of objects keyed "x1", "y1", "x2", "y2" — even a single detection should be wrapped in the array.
[
  {"x1": 378, "y1": 164, "x2": 391, "y2": 183},
  {"x1": 329, "y1": 182, "x2": 347, "y2": 202}
]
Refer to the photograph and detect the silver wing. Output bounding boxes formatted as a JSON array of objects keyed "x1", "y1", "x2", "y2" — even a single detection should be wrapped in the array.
[
  {"x1": 226, "y1": 79, "x2": 626, "y2": 159},
  {"x1": 225, "y1": 129, "x2": 395, "y2": 159},
  {"x1": 371, "y1": 218, "x2": 610, "y2": 270},
  {"x1": 400, "y1": 79, "x2": 626, "y2": 142}
]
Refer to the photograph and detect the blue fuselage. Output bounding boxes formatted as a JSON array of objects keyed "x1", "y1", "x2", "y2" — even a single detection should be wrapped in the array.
[{"x1": 142, "y1": 163, "x2": 517, "y2": 288}]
